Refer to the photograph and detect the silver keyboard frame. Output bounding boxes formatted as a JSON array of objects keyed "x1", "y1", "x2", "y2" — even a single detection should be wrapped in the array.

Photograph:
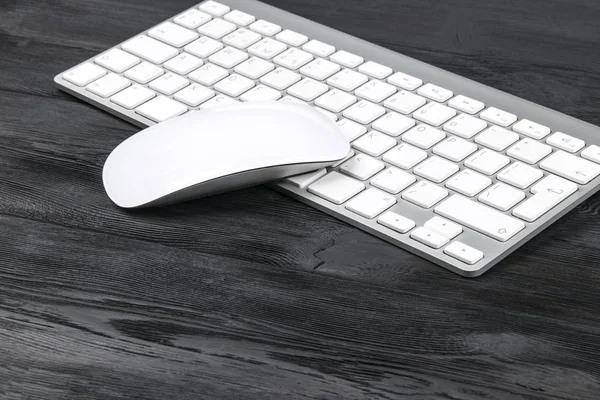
[{"x1": 55, "y1": 0, "x2": 600, "y2": 277}]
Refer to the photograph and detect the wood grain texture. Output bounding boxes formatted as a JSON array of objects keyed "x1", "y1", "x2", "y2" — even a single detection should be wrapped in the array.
[{"x1": 2, "y1": 0, "x2": 600, "y2": 399}]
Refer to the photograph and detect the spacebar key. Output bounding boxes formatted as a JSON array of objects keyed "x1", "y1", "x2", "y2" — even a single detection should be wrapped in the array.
[{"x1": 435, "y1": 195, "x2": 525, "y2": 242}]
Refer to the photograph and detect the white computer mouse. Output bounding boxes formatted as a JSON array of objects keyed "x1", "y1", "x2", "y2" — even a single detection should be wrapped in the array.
[{"x1": 103, "y1": 102, "x2": 350, "y2": 208}]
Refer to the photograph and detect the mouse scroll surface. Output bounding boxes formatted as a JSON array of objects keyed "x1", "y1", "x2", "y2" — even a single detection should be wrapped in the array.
[{"x1": 103, "y1": 103, "x2": 350, "y2": 208}]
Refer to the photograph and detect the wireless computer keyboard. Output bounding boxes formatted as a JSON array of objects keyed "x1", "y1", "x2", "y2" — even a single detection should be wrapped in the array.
[{"x1": 55, "y1": 0, "x2": 600, "y2": 277}]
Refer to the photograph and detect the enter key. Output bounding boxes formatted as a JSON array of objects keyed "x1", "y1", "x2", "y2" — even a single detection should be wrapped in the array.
[{"x1": 513, "y1": 175, "x2": 578, "y2": 222}]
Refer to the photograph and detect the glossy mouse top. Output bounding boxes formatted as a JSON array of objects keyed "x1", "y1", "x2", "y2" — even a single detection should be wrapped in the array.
[{"x1": 103, "y1": 102, "x2": 350, "y2": 208}]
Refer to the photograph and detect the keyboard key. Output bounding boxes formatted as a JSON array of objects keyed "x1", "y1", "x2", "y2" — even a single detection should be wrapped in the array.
[
  {"x1": 95, "y1": 49, "x2": 139, "y2": 73},
  {"x1": 223, "y1": 28, "x2": 262, "y2": 49},
  {"x1": 308, "y1": 171, "x2": 365, "y2": 204},
  {"x1": 540, "y1": 150, "x2": 600, "y2": 185},
  {"x1": 214, "y1": 74, "x2": 255, "y2": 97},
  {"x1": 340, "y1": 154, "x2": 385, "y2": 180},
  {"x1": 110, "y1": 84, "x2": 156, "y2": 109},
  {"x1": 314, "y1": 89, "x2": 357, "y2": 113},
  {"x1": 199, "y1": 1, "x2": 230, "y2": 16},
  {"x1": 332, "y1": 150, "x2": 355, "y2": 168},
  {"x1": 327, "y1": 69, "x2": 369, "y2": 91},
  {"x1": 424, "y1": 216, "x2": 462, "y2": 239},
  {"x1": 447, "y1": 95, "x2": 485, "y2": 114},
  {"x1": 342, "y1": 100, "x2": 386, "y2": 124},
  {"x1": 285, "y1": 168, "x2": 327, "y2": 189},
  {"x1": 279, "y1": 95, "x2": 307, "y2": 105},
  {"x1": 410, "y1": 227, "x2": 449, "y2": 249},
  {"x1": 273, "y1": 48, "x2": 314, "y2": 70},
  {"x1": 352, "y1": 131, "x2": 396, "y2": 156},
  {"x1": 174, "y1": 83, "x2": 215, "y2": 106},
  {"x1": 302, "y1": 40, "x2": 336, "y2": 57},
  {"x1": 174, "y1": 9, "x2": 212, "y2": 29},
  {"x1": 582, "y1": 145, "x2": 600, "y2": 164},
  {"x1": 330, "y1": 51, "x2": 364, "y2": 68},
  {"x1": 300, "y1": 59, "x2": 341, "y2": 80},
  {"x1": 444, "y1": 242, "x2": 484, "y2": 265},
  {"x1": 478, "y1": 183, "x2": 526, "y2": 211},
  {"x1": 276, "y1": 30, "x2": 308, "y2": 46},
  {"x1": 315, "y1": 108, "x2": 338, "y2": 122},
  {"x1": 122, "y1": 35, "x2": 178, "y2": 64},
  {"x1": 124, "y1": 61, "x2": 163, "y2": 84},
  {"x1": 383, "y1": 143, "x2": 427, "y2": 169},
  {"x1": 355, "y1": 80, "x2": 397, "y2": 103},
  {"x1": 336, "y1": 119, "x2": 367, "y2": 142},
  {"x1": 432, "y1": 136, "x2": 478, "y2": 162},
  {"x1": 372, "y1": 112, "x2": 415, "y2": 137},
  {"x1": 387, "y1": 72, "x2": 422, "y2": 91},
  {"x1": 248, "y1": 38, "x2": 287, "y2": 59},
  {"x1": 443, "y1": 114, "x2": 487, "y2": 138},
  {"x1": 413, "y1": 102, "x2": 456, "y2": 126},
  {"x1": 546, "y1": 132, "x2": 585, "y2": 153},
  {"x1": 198, "y1": 18, "x2": 237, "y2": 39},
  {"x1": 234, "y1": 57, "x2": 275, "y2": 79},
  {"x1": 346, "y1": 188, "x2": 396, "y2": 219},
  {"x1": 164, "y1": 53, "x2": 203, "y2": 75},
  {"x1": 86, "y1": 73, "x2": 130, "y2": 97},
  {"x1": 513, "y1": 175, "x2": 578, "y2": 222},
  {"x1": 474, "y1": 125, "x2": 520, "y2": 151},
  {"x1": 189, "y1": 63, "x2": 229, "y2": 86},
  {"x1": 240, "y1": 85, "x2": 282, "y2": 102},
  {"x1": 209, "y1": 46, "x2": 249, "y2": 68},
  {"x1": 184, "y1": 36, "x2": 223, "y2": 58},
  {"x1": 402, "y1": 124, "x2": 446, "y2": 149},
  {"x1": 445, "y1": 169, "x2": 492, "y2": 197},
  {"x1": 417, "y1": 83, "x2": 453, "y2": 102},
  {"x1": 200, "y1": 94, "x2": 239, "y2": 109},
  {"x1": 512, "y1": 119, "x2": 551, "y2": 139},
  {"x1": 260, "y1": 68, "x2": 301, "y2": 90},
  {"x1": 402, "y1": 181, "x2": 449, "y2": 208},
  {"x1": 435, "y1": 195, "x2": 525, "y2": 242},
  {"x1": 136, "y1": 95, "x2": 187, "y2": 122},
  {"x1": 287, "y1": 78, "x2": 328, "y2": 101},
  {"x1": 480, "y1": 107, "x2": 517, "y2": 127},
  {"x1": 377, "y1": 211, "x2": 415, "y2": 234},
  {"x1": 383, "y1": 91, "x2": 426, "y2": 114},
  {"x1": 413, "y1": 156, "x2": 459, "y2": 183},
  {"x1": 507, "y1": 138, "x2": 553, "y2": 164},
  {"x1": 497, "y1": 162, "x2": 543, "y2": 189},
  {"x1": 464, "y1": 149, "x2": 510, "y2": 175},
  {"x1": 63, "y1": 63, "x2": 106, "y2": 86},
  {"x1": 224, "y1": 10, "x2": 256, "y2": 26},
  {"x1": 358, "y1": 61, "x2": 393, "y2": 79},
  {"x1": 249, "y1": 19, "x2": 282, "y2": 36},
  {"x1": 149, "y1": 73, "x2": 189, "y2": 95},
  {"x1": 371, "y1": 167, "x2": 416, "y2": 194},
  {"x1": 148, "y1": 22, "x2": 198, "y2": 47}
]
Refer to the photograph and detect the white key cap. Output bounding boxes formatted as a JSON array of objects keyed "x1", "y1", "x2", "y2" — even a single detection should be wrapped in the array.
[
  {"x1": 513, "y1": 175, "x2": 578, "y2": 222},
  {"x1": 424, "y1": 216, "x2": 462, "y2": 239},
  {"x1": 214, "y1": 73, "x2": 255, "y2": 97},
  {"x1": 224, "y1": 10, "x2": 255, "y2": 26},
  {"x1": 275, "y1": 30, "x2": 308, "y2": 46},
  {"x1": 260, "y1": 68, "x2": 301, "y2": 90},
  {"x1": 372, "y1": 112, "x2": 415, "y2": 137},
  {"x1": 433, "y1": 136, "x2": 477, "y2": 162},
  {"x1": 200, "y1": 94, "x2": 239, "y2": 109},
  {"x1": 371, "y1": 167, "x2": 416, "y2": 194},
  {"x1": 164, "y1": 53, "x2": 203, "y2": 75},
  {"x1": 209, "y1": 46, "x2": 249, "y2": 68},
  {"x1": 314, "y1": 89, "x2": 357, "y2": 113},
  {"x1": 413, "y1": 102, "x2": 457, "y2": 126},
  {"x1": 302, "y1": 40, "x2": 336, "y2": 57},
  {"x1": 223, "y1": 28, "x2": 261, "y2": 49},
  {"x1": 185, "y1": 36, "x2": 223, "y2": 58},
  {"x1": 148, "y1": 22, "x2": 198, "y2": 47},
  {"x1": 480, "y1": 107, "x2": 517, "y2": 127},
  {"x1": 378, "y1": 212, "x2": 415, "y2": 234},
  {"x1": 315, "y1": 108, "x2": 338, "y2": 124},
  {"x1": 248, "y1": 38, "x2": 287, "y2": 59},
  {"x1": 340, "y1": 154, "x2": 385, "y2": 180},
  {"x1": 285, "y1": 168, "x2": 327, "y2": 189},
  {"x1": 95, "y1": 49, "x2": 139, "y2": 73},
  {"x1": 402, "y1": 124, "x2": 446, "y2": 149},
  {"x1": 443, "y1": 114, "x2": 487, "y2": 138},
  {"x1": 63, "y1": 63, "x2": 106, "y2": 86},
  {"x1": 475, "y1": 125, "x2": 520, "y2": 151},
  {"x1": 478, "y1": 183, "x2": 526, "y2": 211},
  {"x1": 149, "y1": 73, "x2": 189, "y2": 95},
  {"x1": 383, "y1": 143, "x2": 427, "y2": 169},
  {"x1": 86, "y1": 73, "x2": 130, "y2": 97},
  {"x1": 330, "y1": 51, "x2": 364, "y2": 68},
  {"x1": 346, "y1": 188, "x2": 396, "y2": 219},
  {"x1": 234, "y1": 57, "x2": 274, "y2": 79},
  {"x1": 240, "y1": 85, "x2": 282, "y2": 102},
  {"x1": 447, "y1": 95, "x2": 485, "y2": 114},
  {"x1": 332, "y1": 150, "x2": 355, "y2": 168},
  {"x1": 174, "y1": 83, "x2": 215, "y2": 106},
  {"x1": 327, "y1": 69, "x2": 369, "y2": 91},
  {"x1": 336, "y1": 119, "x2": 367, "y2": 142},
  {"x1": 287, "y1": 78, "x2": 328, "y2": 101},
  {"x1": 352, "y1": 131, "x2": 396, "y2": 156},
  {"x1": 464, "y1": 149, "x2": 510, "y2": 175},
  {"x1": 512, "y1": 119, "x2": 551, "y2": 139},
  {"x1": 507, "y1": 138, "x2": 553, "y2": 164},
  {"x1": 189, "y1": 63, "x2": 229, "y2": 86},
  {"x1": 582, "y1": 145, "x2": 600, "y2": 164},
  {"x1": 546, "y1": 132, "x2": 585, "y2": 153},
  {"x1": 124, "y1": 61, "x2": 163, "y2": 84},
  {"x1": 355, "y1": 80, "x2": 397, "y2": 103},
  {"x1": 540, "y1": 151, "x2": 600, "y2": 184},
  {"x1": 435, "y1": 195, "x2": 525, "y2": 241},
  {"x1": 414, "y1": 156, "x2": 459, "y2": 183},
  {"x1": 402, "y1": 181, "x2": 449, "y2": 208},
  {"x1": 444, "y1": 242, "x2": 484, "y2": 265},
  {"x1": 383, "y1": 91, "x2": 426, "y2": 114},
  {"x1": 410, "y1": 227, "x2": 449, "y2": 249},
  {"x1": 136, "y1": 95, "x2": 187, "y2": 122},
  {"x1": 358, "y1": 61, "x2": 393, "y2": 79},
  {"x1": 110, "y1": 84, "x2": 155, "y2": 109},
  {"x1": 273, "y1": 48, "x2": 313, "y2": 70},
  {"x1": 387, "y1": 72, "x2": 422, "y2": 91},
  {"x1": 122, "y1": 35, "x2": 178, "y2": 64},
  {"x1": 445, "y1": 169, "x2": 492, "y2": 197},
  {"x1": 342, "y1": 100, "x2": 386, "y2": 124},
  {"x1": 417, "y1": 83, "x2": 453, "y2": 102},
  {"x1": 300, "y1": 59, "x2": 341, "y2": 80},
  {"x1": 198, "y1": 18, "x2": 237, "y2": 39},
  {"x1": 199, "y1": 1, "x2": 230, "y2": 16},
  {"x1": 174, "y1": 9, "x2": 212, "y2": 29},
  {"x1": 308, "y1": 171, "x2": 365, "y2": 204},
  {"x1": 497, "y1": 162, "x2": 543, "y2": 189},
  {"x1": 249, "y1": 20, "x2": 282, "y2": 36}
]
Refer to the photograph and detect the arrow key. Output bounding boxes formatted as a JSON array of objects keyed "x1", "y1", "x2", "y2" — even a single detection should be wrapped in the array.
[
  {"x1": 410, "y1": 227, "x2": 449, "y2": 249},
  {"x1": 444, "y1": 241, "x2": 484, "y2": 265},
  {"x1": 424, "y1": 216, "x2": 463, "y2": 239}
]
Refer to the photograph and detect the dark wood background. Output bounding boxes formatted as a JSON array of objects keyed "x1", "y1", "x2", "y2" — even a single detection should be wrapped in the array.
[{"x1": 2, "y1": 0, "x2": 600, "y2": 398}]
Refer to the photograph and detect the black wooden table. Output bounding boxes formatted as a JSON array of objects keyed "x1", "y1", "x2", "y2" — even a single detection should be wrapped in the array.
[{"x1": 2, "y1": 0, "x2": 600, "y2": 398}]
